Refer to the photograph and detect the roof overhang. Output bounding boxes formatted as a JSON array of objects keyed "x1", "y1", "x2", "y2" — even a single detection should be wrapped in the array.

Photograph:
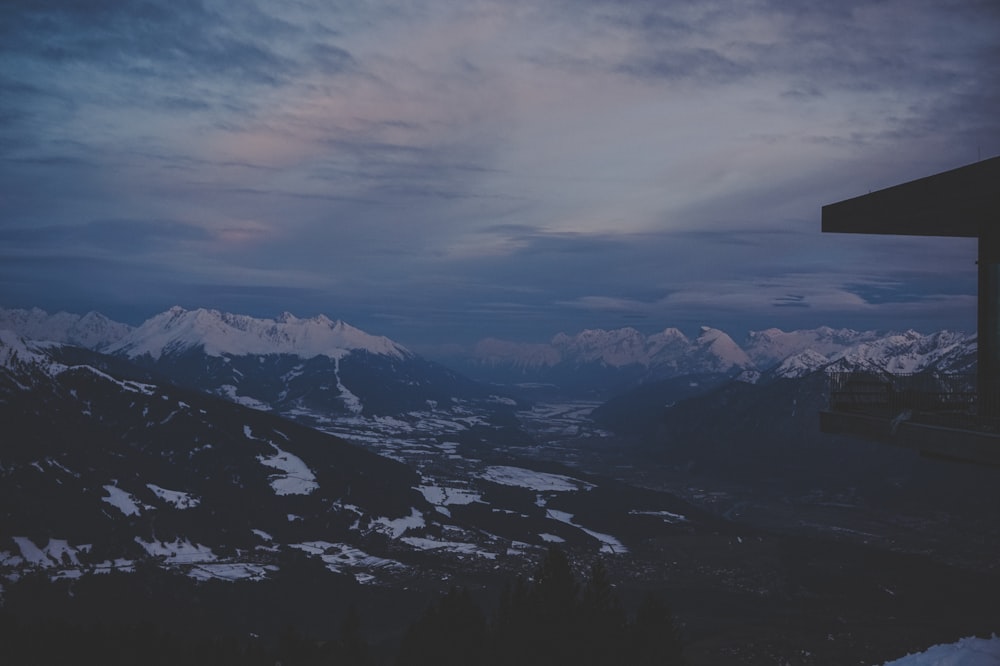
[{"x1": 822, "y1": 156, "x2": 1000, "y2": 238}]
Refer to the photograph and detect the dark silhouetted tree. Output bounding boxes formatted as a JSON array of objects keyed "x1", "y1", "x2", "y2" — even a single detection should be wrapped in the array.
[
  {"x1": 334, "y1": 604, "x2": 374, "y2": 666},
  {"x1": 396, "y1": 585, "x2": 487, "y2": 666},
  {"x1": 629, "y1": 592, "x2": 684, "y2": 665},
  {"x1": 579, "y1": 559, "x2": 627, "y2": 665}
]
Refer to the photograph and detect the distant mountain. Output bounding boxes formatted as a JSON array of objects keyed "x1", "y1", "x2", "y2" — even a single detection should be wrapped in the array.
[
  {"x1": 742, "y1": 326, "x2": 886, "y2": 367},
  {"x1": 442, "y1": 326, "x2": 755, "y2": 398},
  {"x1": 0, "y1": 307, "x2": 131, "y2": 350},
  {"x1": 3, "y1": 306, "x2": 515, "y2": 421},
  {"x1": 593, "y1": 328, "x2": 979, "y2": 473},
  {"x1": 441, "y1": 324, "x2": 976, "y2": 400},
  {"x1": 589, "y1": 328, "x2": 1000, "y2": 531},
  {"x1": 107, "y1": 306, "x2": 408, "y2": 360}
]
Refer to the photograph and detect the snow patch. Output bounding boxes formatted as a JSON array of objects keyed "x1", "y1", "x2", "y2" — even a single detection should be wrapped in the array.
[
  {"x1": 401, "y1": 536, "x2": 496, "y2": 559},
  {"x1": 371, "y1": 508, "x2": 425, "y2": 538},
  {"x1": 545, "y1": 509, "x2": 627, "y2": 554},
  {"x1": 101, "y1": 485, "x2": 142, "y2": 516},
  {"x1": 629, "y1": 509, "x2": 688, "y2": 523},
  {"x1": 479, "y1": 466, "x2": 594, "y2": 492},
  {"x1": 134, "y1": 537, "x2": 216, "y2": 563},
  {"x1": 333, "y1": 356, "x2": 363, "y2": 414},
  {"x1": 290, "y1": 541, "x2": 403, "y2": 582},
  {"x1": 217, "y1": 385, "x2": 271, "y2": 411},
  {"x1": 416, "y1": 483, "x2": 482, "y2": 507},
  {"x1": 256, "y1": 442, "x2": 318, "y2": 496},
  {"x1": 146, "y1": 483, "x2": 200, "y2": 509},
  {"x1": 881, "y1": 634, "x2": 1000, "y2": 665}
]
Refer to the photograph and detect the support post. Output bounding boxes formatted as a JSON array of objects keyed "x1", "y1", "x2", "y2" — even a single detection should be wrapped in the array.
[{"x1": 978, "y1": 226, "x2": 1000, "y2": 419}]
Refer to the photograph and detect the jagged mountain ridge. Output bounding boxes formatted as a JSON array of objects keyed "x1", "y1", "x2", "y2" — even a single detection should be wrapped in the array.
[
  {"x1": 440, "y1": 324, "x2": 976, "y2": 399},
  {"x1": 0, "y1": 307, "x2": 131, "y2": 351},
  {"x1": 766, "y1": 329, "x2": 976, "y2": 380},
  {"x1": 107, "y1": 306, "x2": 409, "y2": 360},
  {"x1": 1, "y1": 306, "x2": 511, "y2": 420}
]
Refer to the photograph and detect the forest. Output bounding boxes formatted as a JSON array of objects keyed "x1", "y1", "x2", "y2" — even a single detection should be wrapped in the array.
[{"x1": 0, "y1": 546, "x2": 683, "y2": 665}]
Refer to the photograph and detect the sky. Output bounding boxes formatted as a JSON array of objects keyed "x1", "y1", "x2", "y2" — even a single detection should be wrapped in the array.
[{"x1": 1, "y1": 0, "x2": 998, "y2": 351}]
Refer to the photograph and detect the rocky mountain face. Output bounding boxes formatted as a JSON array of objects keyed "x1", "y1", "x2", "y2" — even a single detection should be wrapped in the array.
[
  {"x1": 0, "y1": 307, "x2": 131, "y2": 351},
  {"x1": 440, "y1": 324, "x2": 976, "y2": 400}
]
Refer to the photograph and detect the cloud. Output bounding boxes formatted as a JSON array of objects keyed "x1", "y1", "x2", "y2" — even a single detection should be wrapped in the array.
[{"x1": 0, "y1": 0, "x2": 995, "y2": 345}]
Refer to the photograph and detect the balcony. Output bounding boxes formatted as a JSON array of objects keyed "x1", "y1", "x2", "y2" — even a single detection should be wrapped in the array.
[{"x1": 820, "y1": 371, "x2": 1000, "y2": 466}]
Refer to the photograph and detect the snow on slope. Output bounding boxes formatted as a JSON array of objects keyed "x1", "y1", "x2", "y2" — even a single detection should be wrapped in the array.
[
  {"x1": 0, "y1": 329, "x2": 50, "y2": 370},
  {"x1": 772, "y1": 349, "x2": 832, "y2": 379},
  {"x1": 473, "y1": 325, "x2": 748, "y2": 371},
  {"x1": 551, "y1": 327, "x2": 651, "y2": 367},
  {"x1": 0, "y1": 307, "x2": 131, "y2": 350},
  {"x1": 830, "y1": 330, "x2": 974, "y2": 374},
  {"x1": 744, "y1": 326, "x2": 883, "y2": 367},
  {"x1": 108, "y1": 306, "x2": 410, "y2": 360},
  {"x1": 691, "y1": 326, "x2": 753, "y2": 372},
  {"x1": 881, "y1": 635, "x2": 1000, "y2": 665}
]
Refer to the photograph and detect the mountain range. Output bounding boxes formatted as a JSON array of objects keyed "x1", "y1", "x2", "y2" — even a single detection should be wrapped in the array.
[
  {"x1": 0, "y1": 306, "x2": 516, "y2": 422},
  {"x1": 439, "y1": 323, "x2": 976, "y2": 399},
  {"x1": 2, "y1": 305, "x2": 997, "y2": 663}
]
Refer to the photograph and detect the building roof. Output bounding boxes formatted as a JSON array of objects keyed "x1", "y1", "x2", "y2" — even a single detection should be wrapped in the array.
[{"x1": 822, "y1": 156, "x2": 1000, "y2": 238}]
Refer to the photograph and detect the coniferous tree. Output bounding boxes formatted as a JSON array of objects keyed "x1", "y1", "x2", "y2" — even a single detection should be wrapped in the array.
[
  {"x1": 334, "y1": 604, "x2": 374, "y2": 666},
  {"x1": 396, "y1": 585, "x2": 487, "y2": 666},
  {"x1": 629, "y1": 592, "x2": 684, "y2": 665},
  {"x1": 525, "y1": 545, "x2": 582, "y2": 666},
  {"x1": 579, "y1": 560, "x2": 627, "y2": 665}
]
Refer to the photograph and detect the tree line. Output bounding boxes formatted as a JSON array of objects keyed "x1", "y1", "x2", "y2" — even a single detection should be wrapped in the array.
[{"x1": 0, "y1": 547, "x2": 684, "y2": 665}]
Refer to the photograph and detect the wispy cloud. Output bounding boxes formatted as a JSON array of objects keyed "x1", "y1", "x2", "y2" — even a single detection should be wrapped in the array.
[{"x1": 0, "y1": 0, "x2": 995, "y2": 343}]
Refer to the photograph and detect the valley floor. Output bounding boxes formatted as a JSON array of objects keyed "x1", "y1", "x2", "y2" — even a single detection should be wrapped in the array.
[
  {"x1": 302, "y1": 397, "x2": 1000, "y2": 664},
  {"x1": 4, "y1": 396, "x2": 998, "y2": 665}
]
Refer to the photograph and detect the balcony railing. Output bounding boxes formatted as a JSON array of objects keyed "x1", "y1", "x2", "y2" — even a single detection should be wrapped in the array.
[{"x1": 826, "y1": 371, "x2": 1000, "y2": 432}]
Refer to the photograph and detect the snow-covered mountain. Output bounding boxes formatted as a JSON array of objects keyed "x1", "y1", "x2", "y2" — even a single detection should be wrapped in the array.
[
  {"x1": 1, "y1": 306, "x2": 514, "y2": 420},
  {"x1": 743, "y1": 326, "x2": 886, "y2": 367},
  {"x1": 105, "y1": 306, "x2": 512, "y2": 420},
  {"x1": 442, "y1": 326, "x2": 755, "y2": 398},
  {"x1": 0, "y1": 307, "x2": 131, "y2": 350},
  {"x1": 107, "y1": 306, "x2": 409, "y2": 360},
  {"x1": 827, "y1": 330, "x2": 975, "y2": 375},
  {"x1": 442, "y1": 323, "x2": 976, "y2": 397}
]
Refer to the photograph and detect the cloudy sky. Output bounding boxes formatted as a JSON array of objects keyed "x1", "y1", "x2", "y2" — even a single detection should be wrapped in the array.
[{"x1": 1, "y1": 0, "x2": 998, "y2": 350}]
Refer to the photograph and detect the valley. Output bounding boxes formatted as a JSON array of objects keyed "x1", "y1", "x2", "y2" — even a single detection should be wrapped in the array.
[{"x1": 1, "y1": 307, "x2": 998, "y2": 664}]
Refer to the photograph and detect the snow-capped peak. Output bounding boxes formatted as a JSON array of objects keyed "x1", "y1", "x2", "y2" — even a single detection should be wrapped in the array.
[
  {"x1": 772, "y1": 349, "x2": 830, "y2": 379},
  {"x1": 107, "y1": 307, "x2": 410, "y2": 361},
  {"x1": 743, "y1": 326, "x2": 884, "y2": 367},
  {"x1": 691, "y1": 327, "x2": 753, "y2": 371},
  {"x1": 829, "y1": 329, "x2": 973, "y2": 375},
  {"x1": 0, "y1": 307, "x2": 132, "y2": 350},
  {"x1": 0, "y1": 329, "x2": 49, "y2": 370}
]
